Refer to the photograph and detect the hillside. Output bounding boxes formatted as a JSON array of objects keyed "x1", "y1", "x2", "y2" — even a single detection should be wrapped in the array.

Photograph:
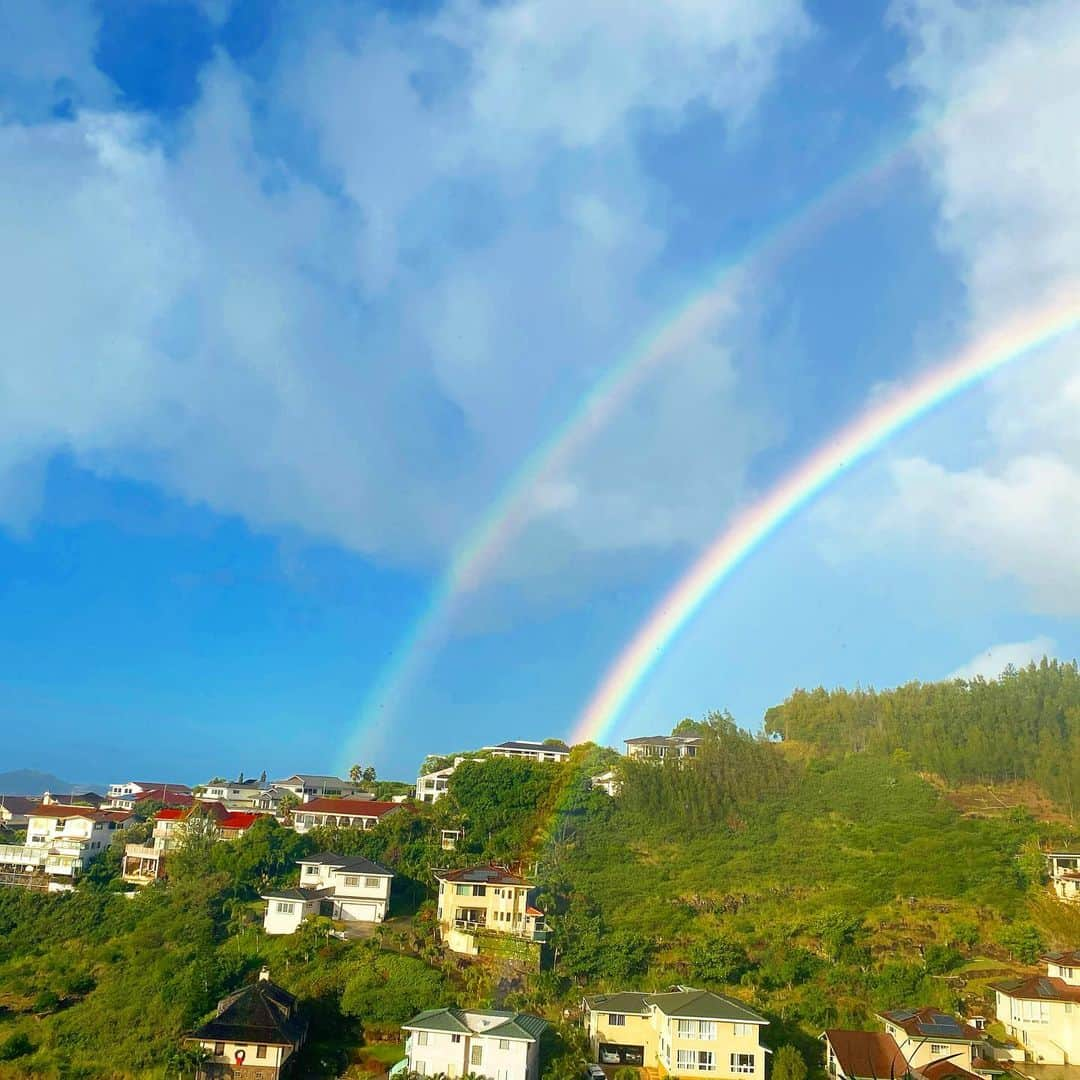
[
  {"x1": 0, "y1": 771, "x2": 105, "y2": 796},
  {"x1": 0, "y1": 712, "x2": 1078, "y2": 1077}
]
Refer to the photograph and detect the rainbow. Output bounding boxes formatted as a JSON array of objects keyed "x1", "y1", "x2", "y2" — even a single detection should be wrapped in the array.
[
  {"x1": 344, "y1": 126, "x2": 929, "y2": 767},
  {"x1": 571, "y1": 285, "x2": 1080, "y2": 746}
]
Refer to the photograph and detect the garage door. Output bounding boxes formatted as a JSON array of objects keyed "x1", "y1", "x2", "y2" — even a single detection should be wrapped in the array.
[{"x1": 338, "y1": 901, "x2": 379, "y2": 922}]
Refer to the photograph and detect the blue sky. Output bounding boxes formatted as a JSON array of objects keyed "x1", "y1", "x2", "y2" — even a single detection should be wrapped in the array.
[{"x1": 2, "y1": 0, "x2": 1078, "y2": 785}]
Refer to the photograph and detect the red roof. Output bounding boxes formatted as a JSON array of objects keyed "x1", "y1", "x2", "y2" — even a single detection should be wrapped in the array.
[
  {"x1": 219, "y1": 812, "x2": 261, "y2": 830},
  {"x1": 990, "y1": 974, "x2": 1080, "y2": 1003},
  {"x1": 825, "y1": 1031, "x2": 907, "y2": 1080},
  {"x1": 156, "y1": 808, "x2": 186, "y2": 821},
  {"x1": 920, "y1": 1061, "x2": 984, "y2": 1080},
  {"x1": 297, "y1": 798, "x2": 400, "y2": 817},
  {"x1": 154, "y1": 803, "x2": 263, "y2": 832},
  {"x1": 525, "y1": 905, "x2": 544, "y2": 916}
]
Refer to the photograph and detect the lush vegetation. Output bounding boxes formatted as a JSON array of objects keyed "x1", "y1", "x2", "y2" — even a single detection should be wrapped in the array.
[
  {"x1": 764, "y1": 659, "x2": 1080, "y2": 810},
  {"x1": 2, "y1": 676, "x2": 1080, "y2": 1077}
]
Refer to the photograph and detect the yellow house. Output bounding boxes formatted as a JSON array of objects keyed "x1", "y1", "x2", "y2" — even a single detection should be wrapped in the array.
[
  {"x1": 434, "y1": 866, "x2": 547, "y2": 956},
  {"x1": 876, "y1": 1009, "x2": 986, "y2": 1071},
  {"x1": 992, "y1": 951, "x2": 1080, "y2": 1064},
  {"x1": 583, "y1": 988, "x2": 768, "y2": 1079}
]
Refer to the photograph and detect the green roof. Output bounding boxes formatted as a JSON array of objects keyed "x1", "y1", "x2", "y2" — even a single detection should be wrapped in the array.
[
  {"x1": 647, "y1": 990, "x2": 767, "y2": 1024},
  {"x1": 403, "y1": 1008, "x2": 548, "y2": 1042},
  {"x1": 584, "y1": 992, "x2": 650, "y2": 1015}
]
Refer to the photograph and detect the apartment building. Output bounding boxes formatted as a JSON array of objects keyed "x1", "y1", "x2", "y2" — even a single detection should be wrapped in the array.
[{"x1": 584, "y1": 987, "x2": 768, "y2": 1078}]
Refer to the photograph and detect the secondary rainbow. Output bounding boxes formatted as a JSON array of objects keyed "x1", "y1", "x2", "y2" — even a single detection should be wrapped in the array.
[
  {"x1": 571, "y1": 286, "x2": 1080, "y2": 746},
  {"x1": 343, "y1": 130, "x2": 927, "y2": 767}
]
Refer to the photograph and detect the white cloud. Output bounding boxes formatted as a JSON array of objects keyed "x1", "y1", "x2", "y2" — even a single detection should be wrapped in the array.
[
  {"x1": 843, "y1": 0, "x2": 1080, "y2": 609},
  {"x1": 948, "y1": 635, "x2": 1056, "y2": 681},
  {"x1": 0, "y1": 0, "x2": 809, "y2": 584}
]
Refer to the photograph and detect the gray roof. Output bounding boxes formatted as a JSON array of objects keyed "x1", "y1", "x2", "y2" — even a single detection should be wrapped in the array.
[
  {"x1": 299, "y1": 852, "x2": 393, "y2": 876},
  {"x1": 624, "y1": 734, "x2": 703, "y2": 746},
  {"x1": 403, "y1": 1009, "x2": 548, "y2": 1042},
  {"x1": 488, "y1": 741, "x2": 570, "y2": 754},
  {"x1": 275, "y1": 774, "x2": 354, "y2": 786},
  {"x1": 260, "y1": 886, "x2": 331, "y2": 902},
  {"x1": 585, "y1": 989, "x2": 766, "y2": 1025}
]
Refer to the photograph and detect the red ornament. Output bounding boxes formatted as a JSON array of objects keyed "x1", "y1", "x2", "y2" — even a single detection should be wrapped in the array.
[{"x1": 235, "y1": 1048, "x2": 246, "y2": 1064}]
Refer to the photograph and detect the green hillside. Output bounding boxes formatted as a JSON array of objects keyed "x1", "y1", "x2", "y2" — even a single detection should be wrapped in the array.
[{"x1": 2, "y1": 680, "x2": 1080, "y2": 1077}]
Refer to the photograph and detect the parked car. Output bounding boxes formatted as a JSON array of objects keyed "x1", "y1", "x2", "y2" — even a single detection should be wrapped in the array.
[
  {"x1": 600, "y1": 1050, "x2": 620, "y2": 1064},
  {"x1": 587, "y1": 1066, "x2": 606, "y2": 1080}
]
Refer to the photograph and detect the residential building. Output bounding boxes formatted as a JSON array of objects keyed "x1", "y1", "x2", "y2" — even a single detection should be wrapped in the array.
[
  {"x1": 105, "y1": 785, "x2": 194, "y2": 812},
  {"x1": 107, "y1": 780, "x2": 192, "y2": 801},
  {"x1": 823, "y1": 1030, "x2": 907, "y2": 1080},
  {"x1": 270, "y1": 774, "x2": 372, "y2": 803},
  {"x1": 625, "y1": 735, "x2": 703, "y2": 760},
  {"x1": 186, "y1": 968, "x2": 306, "y2": 1079},
  {"x1": 992, "y1": 950, "x2": 1080, "y2": 1064},
  {"x1": 290, "y1": 797, "x2": 402, "y2": 834},
  {"x1": 441, "y1": 828, "x2": 464, "y2": 852},
  {"x1": 121, "y1": 802, "x2": 265, "y2": 884},
  {"x1": 482, "y1": 741, "x2": 570, "y2": 764},
  {"x1": 261, "y1": 852, "x2": 394, "y2": 933},
  {"x1": 416, "y1": 758, "x2": 466, "y2": 804},
  {"x1": 434, "y1": 865, "x2": 547, "y2": 956},
  {"x1": 0, "y1": 803, "x2": 130, "y2": 891},
  {"x1": 877, "y1": 1009, "x2": 986, "y2": 1071},
  {"x1": 1045, "y1": 852, "x2": 1080, "y2": 902},
  {"x1": 0, "y1": 796, "x2": 37, "y2": 829},
  {"x1": 589, "y1": 770, "x2": 621, "y2": 797},
  {"x1": 583, "y1": 987, "x2": 768, "y2": 1078},
  {"x1": 399, "y1": 1008, "x2": 548, "y2": 1080},
  {"x1": 198, "y1": 776, "x2": 272, "y2": 810},
  {"x1": 42, "y1": 790, "x2": 105, "y2": 808}
]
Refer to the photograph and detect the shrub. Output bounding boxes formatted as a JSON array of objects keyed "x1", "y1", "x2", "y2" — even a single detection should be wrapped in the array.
[{"x1": 0, "y1": 1032, "x2": 34, "y2": 1060}]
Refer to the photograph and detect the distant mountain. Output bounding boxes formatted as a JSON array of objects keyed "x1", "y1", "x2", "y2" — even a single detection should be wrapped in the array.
[{"x1": 0, "y1": 769, "x2": 106, "y2": 796}]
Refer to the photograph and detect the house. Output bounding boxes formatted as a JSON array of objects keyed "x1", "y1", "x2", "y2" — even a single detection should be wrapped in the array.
[
  {"x1": 877, "y1": 1009, "x2": 986, "y2": 1072},
  {"x1": 121, "y1": 802, "x2": 266, "y2": 884},
  {"x1": 823, "y1": 1030, "x2": 907, "y2": 1080},
  {"x1": 107, "y1": 780, "x2": 192, "y2": 801},
  {"x1": 290, "y1": 798, "x2": 402, "y2": 834},
  {"x1": 0, "y1": 796, "x2": 38, "y2": 829},
  {"x1": 198, "y1": 777, "x2": 272, "y2": 810},
  {"x1": 482, "y1": 741, "x2": 570, "y2": 764},
  {"x1": 261, "y1": 852, "x2": 394, "y2": 933},
  {"x1": 42, "y1": 790, "x2": 105, "y2": 808},
  {"x1": 1045, "y1": 852, "x2": 1080, "y2": 902},
  {"x1": 991, "y1": 950, "x2": 1080, "y2": 1064},
  {"x1": 186, "y1": 968, "x2": 306, "y2": 1079},
  {"x1": 399, "y1": 1008, "x2": 548, "y2": 1080},
  {"x1": 625, "y1": 735, "x2": 703, "y2": 760},
  {"x1": 105, "y1": 785, "x2": 195, "y2": 812},
  {"x1": 589, "y1": 770, "x2": 621, "y2": 797},
  {"x1": 434, "y1": 865, "x2": 547, "y2": 956},
  {"x1": 583, "y1": 987, "x2": 768, "y2": 1077},
  {"x1": 441, "y1": 828, "x2": 464, "y2": 852},
  {"x1": 416, "y1": 758, "x2": 466, "y2": 804},
  {"x1": 0, "y1": 803, "x2": 130, "y2": 891},
  {"x1": 270, "y1": 774, "x2": 372, "y2": 803}
]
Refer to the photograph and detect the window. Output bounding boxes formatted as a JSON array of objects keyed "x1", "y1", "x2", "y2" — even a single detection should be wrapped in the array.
[
  {"x1": 456, "y1": 884, "x2": 470, "y2": 895},
  {"x1": 1020, "y1": 1001, "x2": 1050, "y2": 1023},
  {"x1": 276, "y1": 902, "x2": 295, "y2": 913},
  {"x1": 214, "y1": 1042, "x2": 225, "y2": 1055},
  {"x1": 930, "y1": 1045, "x2": 949, "y2": 1055},
  {"x1": 452, "y1": 1034, "x2": 462, "y2": 1044},
  {"x1": 417, "y1": 1032, "x2": 429, "y2": 1046},
  {"x1": 256, "y1": 1045, "x2": 267, "y2": 1058},
  {"x1": 677, "y1": 1020, "x2": 716, "y2": 1040},
  {"x1": 733, "y1": 1024, "x2": 753, "y2": 1038},
  {"x1": 499, "y1": 1039, "x2": 511, "y2": 1050},
  {"x1": 365, "y1": 877, "x2": 380, "y2": 888},
  {"x1": 731, "y1": 1054, "x2": 755, "y2": 1074},
  {"x1": 344, "y1": 875, "x2": 360, "y2": 887},
  {"x1": 305, "y1": 865, "x2": 319, "y2": 876},
  {"x1": 678, "y1": 1051, "x2": 715, "y2": 1071},
  {"x1": 415, "y1": 1062, "x2": 427, "y2": 1076},
  {"x1": 471, "y1": 1045, "x2": 484, "y2": 1066},
  {"x1": 608, "y1": 1014, "x2": 626, "y2": 1027}
]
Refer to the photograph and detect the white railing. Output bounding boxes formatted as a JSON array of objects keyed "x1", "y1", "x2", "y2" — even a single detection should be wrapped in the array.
[{"x1": 0, "y1": 845, "x2": 47, "y2": 867}]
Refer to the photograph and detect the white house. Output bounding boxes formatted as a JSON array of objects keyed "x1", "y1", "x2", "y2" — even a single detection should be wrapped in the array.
[
  {"x1": 876, "y1": 1009, "x2": 986, "y2": 1072},
  {"x1": 416, "y1": 758, "x2": 466, "y2": 804},
  {"x1": 0, "y1": 796, "x2": 37, "y2": 829},
  {"x1": 625, "y1": 735, "x2": 703, "y2": 760},
  {"x1": 589, "y1": 771, "x2": 621, "y2": 797},
  {"x1": 992, "y1": 951, "x2": 1080, "y2": 1064},
  {"x1": 198, "y1": 776, "x2": 272, "y2": 809},
  {"x1": 0, "y1": 803, "x2": 130, "y2": 891},
  {"x1": 482, "y1": 741, "x2": 570, "y2": 764},
  {"x1": 399, "y1": 1008, "x2": 548, "y2": 1080},
  {"x1": 270, "y1": 774, "x2": 373, "y2": 803},
  {"x1": 290, "y1": 798, "x2": 403, "y2": 834},
  {"x1": 261, "y1": 852, "x2": 394, "y2": 933}
]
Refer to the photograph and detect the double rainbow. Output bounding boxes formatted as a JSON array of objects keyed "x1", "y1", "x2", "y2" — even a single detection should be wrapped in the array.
[{"x1": 571, "y1": 285, "x2": 1080, "y2": 745}]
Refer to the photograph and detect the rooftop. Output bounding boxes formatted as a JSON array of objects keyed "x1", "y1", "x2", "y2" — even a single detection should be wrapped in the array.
[
  {"x1": 824, "y1": 1030, "x2": 907, "y2": 1080},
  {"x1": 436, "y1": 864, "x2": 532, "y2": 886},
  {"x1": 485, "y1": 740, "x2": 570, "y2": 754},
  {"x1": 190, "y1": 975, "x2": 306, "y2": 1048},
  {"x1": 1041, "y1": 950, "x2": 1080, "y2": 967},
  {"x1": 299, "y1": 852, "x2": 393, "y2": 876},
  {"x1": 585, "y1": 988, "x2": 766, "y2": 1024},
  {"x1": 294, "y1": 798, "x2": 400, "y2": 816},
  {"x1": 0, "y1": 796, "x2": 39, "y2": 815},
  {"x1": 403, "y1": 1008, "x2": 548, "y2": 1042},
  {"x1": 878, "y1": 1008, "x2": 984, "y2": 1042},
  {"x1": 990, "y1": 975, "x2": 1080, "y2": 1003},
  {"x1": 624, "y1": 734, "x2": 704, "y2": 746}
]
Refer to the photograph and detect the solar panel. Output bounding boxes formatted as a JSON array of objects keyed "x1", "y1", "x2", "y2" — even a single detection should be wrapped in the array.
[
  {"x1": 920, "y1": 1024, "x2": 963, "y2": 1036},
  {"x1": 891, "y1": 1010, "x2": 917, "y2": 1022}
]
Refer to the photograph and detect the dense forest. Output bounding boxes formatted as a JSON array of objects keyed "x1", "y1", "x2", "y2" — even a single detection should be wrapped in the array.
[
  {"x1": 764, "y1": 659, "x2": 1080, "y2": 810},
  {"x1": 2, "y1": 675, "x2": 1080, "y2": 1077}
]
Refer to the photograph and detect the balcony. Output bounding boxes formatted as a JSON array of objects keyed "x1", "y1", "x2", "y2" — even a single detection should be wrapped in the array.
[{"x1": 0, "y1": 845, "x2": 47, "y2": 868}]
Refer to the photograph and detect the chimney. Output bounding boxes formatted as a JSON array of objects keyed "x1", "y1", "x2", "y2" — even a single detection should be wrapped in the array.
[
  {"x1": 258, "y1": 967, "x2": 271, "y2": 982},
  {"x1": 43, "y1": 791, "x2": 53, "y2": 805}
]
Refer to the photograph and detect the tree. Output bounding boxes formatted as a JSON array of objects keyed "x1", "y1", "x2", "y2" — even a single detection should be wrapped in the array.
[
  {"x1": 690, "y1": 936, "x2": 750, "y2": 984},
  {"x1": 772, "y1": 1046, "x2": 808, "y2": 1080},
  {"x1": 350, "y1": 764, "x2": 363, "y2": 784},
  {"x1": 0, "y1": 1032, "x2": 33, "y2": 1061},
  {"x1": 278, "y1": 791, "x2": 301, "y2": 824},
  {"x1": 362, "y1": 766, "x2": 377, "y2": 783}
]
